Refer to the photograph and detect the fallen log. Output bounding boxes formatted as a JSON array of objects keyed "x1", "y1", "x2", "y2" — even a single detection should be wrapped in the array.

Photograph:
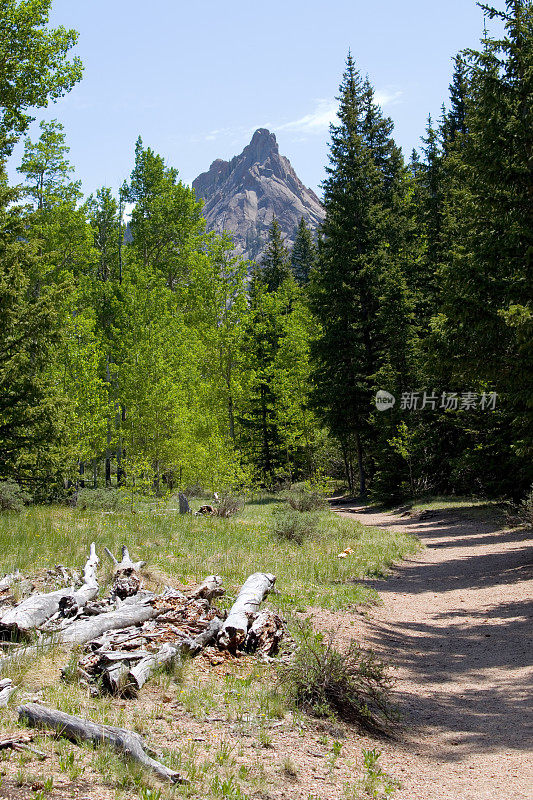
[
  {"x1": 105, "y1": 546, "x2": 145, "y2": 600},
  {"x1": 218, "y1": 572, "x2": 276, "y2": 651},
  {"x1": 245, "y1": 609, "x2": 284, "y2": 655},
  {"x1": 0, "y1": 571, "x2": 21, "y2": 591},
  {"x1": 0, "y1": 678, "x2": 15, "y2": 706},
  {"x1": 181, "y1": 616, "x2": 223, "y2": 656},
  {"x1": 18, "y1": 703, "x2": 186, "y2": 783},
  {"x1": 60, "y1": 600, "x2": 163, "y2": 646},
  {"x1": 0, "y1": 544, "x2": 99, "y2": 635},
  {"x1": 187, "y1": 575, "x2": 224, "y2": 601},
  {"x1": 127, "y1": 642, "x2": 180, "y2": 695}
]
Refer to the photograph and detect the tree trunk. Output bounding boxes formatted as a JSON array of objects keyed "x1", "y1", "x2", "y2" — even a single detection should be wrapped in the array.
[
  {"x1": 18, "y1": 704, "x2": 186, "y2": 784},
  {"x1": 355, "y1": 430, "x2": 366, "y2": 497},
  {"x1": 218, "y1": 572, "x2": 275, "y2": 651},
  {"x1": 104, "y1": 546, "x2": 144, "y2": 600},
  {"x1": 0, "y1": 544, "x2": 99, "y2": 635}
]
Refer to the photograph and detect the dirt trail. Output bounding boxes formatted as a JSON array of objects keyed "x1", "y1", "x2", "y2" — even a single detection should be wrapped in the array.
[{"x1": 331, "y1": 503, "x2": 533, "y2": 800}]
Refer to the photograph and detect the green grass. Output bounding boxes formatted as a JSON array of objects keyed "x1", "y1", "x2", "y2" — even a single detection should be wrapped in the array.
[{"x1": 0, "y1": 497, "x2": 419, "y2": 613}]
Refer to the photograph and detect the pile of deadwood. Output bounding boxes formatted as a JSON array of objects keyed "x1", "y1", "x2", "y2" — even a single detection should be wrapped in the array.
[{"x1": 0, "y1": 545, "x2": 284, "y2": 783}]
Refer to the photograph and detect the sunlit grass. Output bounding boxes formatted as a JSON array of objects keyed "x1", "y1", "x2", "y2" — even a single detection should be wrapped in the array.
[{"x1": 0, "y1": 497, "x2": 419, "y2": 612}]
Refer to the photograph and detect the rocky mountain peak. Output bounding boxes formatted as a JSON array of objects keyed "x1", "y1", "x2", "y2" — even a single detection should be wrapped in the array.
[{"x1": 192, "y1": 129, "x2": 324, "y2": 261}]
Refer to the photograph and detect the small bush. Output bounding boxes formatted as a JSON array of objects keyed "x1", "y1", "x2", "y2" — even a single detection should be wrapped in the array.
[
  {"x1": 215, "y1": 494, "x2": 245, "y2": 518},
  {"x1": 285, "y1": 485, "x2": 326, "y2": 512},
  {"x1": 278, "y1": 620, "x2": 396, "y2": 732},
  {"x1": 272, "y1": 506, "x2": 319, "y2": 544},
  {"x1": 0, "y1": 481, "x2": 31, "y2": 512},
  {"x1": 76, "y1": 488, "x2": 120, "y2": 511},
  {"x1": 518, "y1": 486, "x2": 533, "y2": 525}
]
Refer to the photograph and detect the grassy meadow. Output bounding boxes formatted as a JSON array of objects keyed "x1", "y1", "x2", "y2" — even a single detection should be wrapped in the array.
[{"x1": 0, "y1": 496, "x2": 419, "y2": 799}]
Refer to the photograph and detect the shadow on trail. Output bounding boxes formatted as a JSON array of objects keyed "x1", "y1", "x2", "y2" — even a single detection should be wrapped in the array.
[{"x1": 344, "y1": 508, "x2": 533, "y2": 758}]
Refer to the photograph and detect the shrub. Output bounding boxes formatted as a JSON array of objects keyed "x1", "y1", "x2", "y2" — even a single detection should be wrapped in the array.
[
  {"x1": 76, "y1": 488, "x2": 120, "y2": 511},
  {"x1": 278, "y1": 620, "x2": 396, "y2": 732},
  {"x1": 285, "y1": 485, "x2": 327, "y2": 512},
  {"x1": 0, "y1": 481, "x2": 31, "y2": 512},
  {"x1": 272, "y1": 506, "x2": 319, "y2": 544},
  {"x1": 518, "y1": 485, "x2": 533, "y2": 525},
  {"x1": 215, "y1": 494, "x2": 245, "y2": 518}
]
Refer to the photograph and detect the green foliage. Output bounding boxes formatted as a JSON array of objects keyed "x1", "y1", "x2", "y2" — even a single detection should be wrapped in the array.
[
  {"x1": 0, "y1": 480, "x2": 31, "y2": 511},
  {"x1": 284, "y1": 484, "x2": 326, "y2": 512},
  {"x1": 271, "y1": 506, "x2": 319, "y2": 544},
  {"x1": 290, "y1": 217, "x2": 317, "y2": 285},
  {"x1": 310, "y1": 53, "x2": 415, "y2": 496},
  {"x1": 76, "y1": 488, "x2": 120, "y2": 511},
  {"x1": 278, "y1": 619, "x2": 396, "y2": 731},
  {"x1": 0, "y1": 0, "x2": 82, "y2": 148}
]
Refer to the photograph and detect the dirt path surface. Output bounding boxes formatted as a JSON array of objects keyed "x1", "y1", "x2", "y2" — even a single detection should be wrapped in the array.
[{"x1": 329, "y1": 504, "x2": 533, "y2": 800}]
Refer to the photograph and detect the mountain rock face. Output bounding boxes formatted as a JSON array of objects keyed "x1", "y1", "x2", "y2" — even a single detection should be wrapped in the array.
[{"x1": 192, "y1": 129, "x2": 324, "y2": 261}]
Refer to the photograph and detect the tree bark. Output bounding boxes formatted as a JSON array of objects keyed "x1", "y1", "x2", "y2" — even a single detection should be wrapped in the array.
[
  {"x1": 218, "y1": 572, "x2": 276, "y2": 651},
  {"x1": 104, "y1": 546, "x2": 144, "y2": 599},
  {"x1": 0, "y1": 544, "x2": 99, "y2": 635},
  {"x1": 18, "y1": 703, "x2": 186, "y2": 784}
]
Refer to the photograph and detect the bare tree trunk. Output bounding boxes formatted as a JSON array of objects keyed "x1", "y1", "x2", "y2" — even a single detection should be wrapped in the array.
[
  {"x1": 0, "y1": 544, "x2": 99, "y2": 635},
  {"x1": 218, "y1": 573, "x2": 275, "y2": 651},
  {"x1": 18, "y1": 704, "x2": 186, "y2": 784}
]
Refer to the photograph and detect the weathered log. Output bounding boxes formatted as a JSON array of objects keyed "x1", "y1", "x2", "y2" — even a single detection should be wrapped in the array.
[
  {"x1": 0, "y1": 544, "x2": 99, "y2": 635},
  {"x1": 18, "y1": 703, "x2": 186, "y2": 783},
  {"x1": 105, "y1": 546, "x2": 145, "y2": 600},
  {"x1": 58, "y1": 543, "x2": 100, "y2": 617},
  {"x1": 245, "y1": 609, "x2": 284, "y2": 655},
  {"x1": 127, "y1": 643, "x2": 180, "y2": 695},
  {"x1": 0, "y1": 678, "x2": 15, "y2": 707},
  {"x1": 178, "y1": 493, "x2": 191, "y2": 514},
  {"x1": 188, "y1": 575, "x2": 224, "y2": 601},
  {"x1": 218, "y1": 573, "x2": 276, "y2": 651},
  {"x1": 181, "y1": 617, "x2": 223, "y2": 656},
  {"x1": 60, "y1": 600, "x2": 162, "y2": 646}
]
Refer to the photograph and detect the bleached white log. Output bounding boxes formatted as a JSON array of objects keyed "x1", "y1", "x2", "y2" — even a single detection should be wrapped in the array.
[
  {"x1": 0, "y1": 680, "x2": 15, "y2": 706},
  {"x1": 245, "y1": 609, "x2": 284, "y2": 655},
  {"x1": 0, "y1": 544, "x2": 99, "y2": 634},
  {"x1": 188, "y1": 575, "x2": 224, "y2": 601},
  {"x1": 0, "y1": 571, "x2": 21, "y2": 591},
  {"x1": 18, "y1": 703, "x2": 186, "y2": 783},
  {"x1": 181, "y1": 617, "x2": 223, "y2": 656},
  {"x1": 60, "y1": 601, "x2": 162, "y2": 646},
  {"x1": 218, "y1": 572, "x2": 276, "y2": 650},
  {"x1": 127, "y1": 642, "x2": 180, "y2": 694}
]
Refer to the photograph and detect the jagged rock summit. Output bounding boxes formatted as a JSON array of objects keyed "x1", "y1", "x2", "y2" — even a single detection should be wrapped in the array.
[{"x1": 192, "y1": 129, "x2": 324, "y2": 261}]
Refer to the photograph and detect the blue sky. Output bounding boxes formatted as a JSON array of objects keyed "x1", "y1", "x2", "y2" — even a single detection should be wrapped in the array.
[{"x1": 9, "y1": 0, "x2": 497, "y2": 199}]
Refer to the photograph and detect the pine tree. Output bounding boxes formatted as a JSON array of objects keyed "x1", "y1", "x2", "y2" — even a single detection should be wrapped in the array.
[
  {"x1": 431, "y1": 0, "x2": 533, "y2": 497},
  {"x1": 290, "y1": 218, "x2": 317, "y2": 284},
  {"x1": 310, "y1": 54, "x2": 413, "y2": 495},
  {"x1": 258, "y1": 218, "x2": 291, "y2": 292},
  {"x1": 0, "y1": 162, "x2": 68, "y2": 491}
]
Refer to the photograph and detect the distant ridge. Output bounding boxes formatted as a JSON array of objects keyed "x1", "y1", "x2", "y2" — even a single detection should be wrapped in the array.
[{"x1": 192, "y1": 129, "x2": 324, "y2": 261}]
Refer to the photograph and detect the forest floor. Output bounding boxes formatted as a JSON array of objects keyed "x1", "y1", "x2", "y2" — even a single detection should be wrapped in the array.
[
  {"x1": 325, "y1": 499, "x2": 533, "y2": 800},
  {"x1": 0, "y1": 497, "x2": 531, "y2": 799}
]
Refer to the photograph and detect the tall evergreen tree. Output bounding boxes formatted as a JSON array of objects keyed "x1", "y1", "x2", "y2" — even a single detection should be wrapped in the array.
[
  {"x1": 257, "y1": 218, "x2": 291, "y2": 292},
  {"x1": 310, "y1": 54, "x2": 413, "y2": 494},
  {"x1": 290, "y1": 218, "x2": 317, "y2": 284}
]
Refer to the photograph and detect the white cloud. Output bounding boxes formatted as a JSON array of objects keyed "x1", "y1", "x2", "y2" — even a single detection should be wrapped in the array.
[
  {"x1": 276, "y1": 99, "x2": 339, "y2": 134},
  {"x1": 275, "y1": 90, "x2": 403, "y2": 136}
]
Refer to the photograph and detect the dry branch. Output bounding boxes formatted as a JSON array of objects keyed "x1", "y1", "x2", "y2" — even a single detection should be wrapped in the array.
[
  {"x1": 218, "y1": 572, "x2": 276, "y2": 650},
  {"x1": 19, "y1": 703, "x2": 186, "y2": 783}
]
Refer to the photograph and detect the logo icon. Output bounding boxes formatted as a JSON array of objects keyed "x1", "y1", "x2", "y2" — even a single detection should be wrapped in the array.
[{"x1": 375, "y1": 390, "x2": 395, "y2": 411}]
